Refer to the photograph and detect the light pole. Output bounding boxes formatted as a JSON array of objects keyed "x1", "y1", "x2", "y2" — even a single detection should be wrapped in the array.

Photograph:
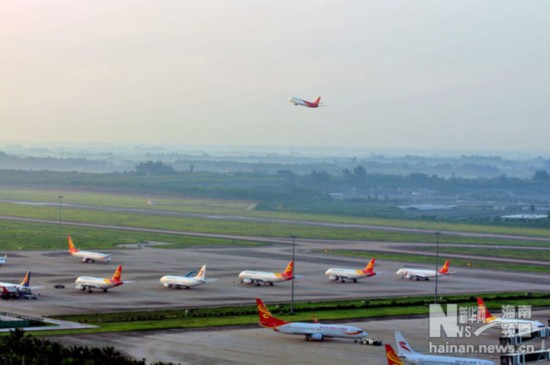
[
  {"x1": 58, "y1": 195, "x2": 64, "y2": 248},
  {"x1": 434, "y1": 231, "x2": 441, "y2": 304},
  {"x1": 290, "y1": 234, "x2": 297, "y2": 314}
]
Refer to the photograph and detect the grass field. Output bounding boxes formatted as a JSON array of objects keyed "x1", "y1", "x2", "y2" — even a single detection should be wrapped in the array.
[
  {"x1": 414, "y1": 246, "x2": 550, "y2": 262},
  {"x1": 2, "y1": 189, "x2": 550, "y2": 241},
  {"x1": 326, "y1": 249, "x2": 550, "y2": 273},
  {"x1": 22, "y1": 292, "x2": 548, "y2": 336}
]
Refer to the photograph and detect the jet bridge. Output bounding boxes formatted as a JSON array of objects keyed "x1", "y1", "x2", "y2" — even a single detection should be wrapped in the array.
[{"x1": 499, "y1": 325, "x2": 550, "y2": 365}]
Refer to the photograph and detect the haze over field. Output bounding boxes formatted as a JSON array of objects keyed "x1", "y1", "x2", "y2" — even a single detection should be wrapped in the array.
[{"x1": 1, "y1": 1, "x2": 549, "y2": 153}]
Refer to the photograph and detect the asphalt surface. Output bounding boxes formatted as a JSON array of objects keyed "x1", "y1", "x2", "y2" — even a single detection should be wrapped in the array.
[
  {"x1": 1, "y1": 207, "x2": 550, "y2": 364},
  {"x1": 1, "y1": 242, "x2": 549, "y2": 318},
  {"x1": 54, "y1": 309, "x2": 550, "y2": 365}
]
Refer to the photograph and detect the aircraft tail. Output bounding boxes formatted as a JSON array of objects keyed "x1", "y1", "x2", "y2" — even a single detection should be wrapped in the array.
[
  {"x1": 111, "y1": 265, "x2": 123, "y2": 282},
  {"x1": 195, "y1": 265, "x2": 206, "y2": 281},
  {"x1": 314, "y1": 96, "x2": 321, "y2": 106},
  {"x1": 282, "y1": 260, "x2": 294, "y2": 279},
  {"x1": 438, "y1": 260, "x2": 450, "y2": 274},
  {"x1": 256, "y1": 298, "x2": 288, "y2": 328},
  {"x1": 477, "y1": 297, "x2": 496, "y2": 323},
  {"x1": 385, "y1": 344, "x2": 405, "y2": 365},
  {"x1": 363, "y1": 258, "x2": 376, "y2": 274},
  {"x1": 19, "y1": 272, "x2": 31, "y2": 287},
  {"x1": 68, "y1": 236, "x2": 79, "y2": 254},
  {"x1": 395, "y1": 331, "x2": 417, "y2": 356}
]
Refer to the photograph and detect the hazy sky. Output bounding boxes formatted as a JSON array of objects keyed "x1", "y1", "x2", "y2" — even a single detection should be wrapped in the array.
[{"x1": 1, "y1": 1, "x2": 549, "y2": 153}]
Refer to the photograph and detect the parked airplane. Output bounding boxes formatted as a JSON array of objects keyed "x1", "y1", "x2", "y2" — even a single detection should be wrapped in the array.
[
  {"x1": 325, "y1": 258, "x2": 377, "y2": 283},
  {"x1": 389, "y1": 331, "x2": 495, "y2": 365},
  {"x1": 239, "y1": 261, "x2": 294, "y2": 286},
  {"x1": 0, "y1": 254, "x2": 6, "y2": 266},
  {"x1": 68, "y1": 236, "x2": 112, "y2": 264},
  {"x1": 75, "y1": 265, "x2": 132, "y2": 293},
  {"x1": 0, "y1": 272, "x2": 41, "y2": 298},
  {"x1": 256, "y1": 298, "x2": 368, "y2": 342},
  {"x1": 476, "y1": 297, "x2": 544, "y2": 334},
  {"x1": 160, "y1": 265, "x2": 216, "y2": 289},
  {"x1": 396, "y1": 260, "x2": 452, "y2": 281},
  {"x1": 288, "y1": 96, "x2": 321, "y2": 108}
]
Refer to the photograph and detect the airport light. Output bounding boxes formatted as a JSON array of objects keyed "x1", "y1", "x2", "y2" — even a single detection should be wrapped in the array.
[
  {"x1": 434, "y1": 231, "x2": 441, "y2": 304},
  {"x1": 58, "y1": 195, "x2": 64, "y2": 248},
  {"x1": 290, "y1": 234, "x2": 297, "y2": 314}
]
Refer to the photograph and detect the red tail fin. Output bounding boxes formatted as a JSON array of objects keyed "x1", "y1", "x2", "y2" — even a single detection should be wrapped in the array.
[
  {"x1": 282, "y1": 261, "x2": 294, "y2": 279},
  {"x1": 477, "y1": 297, "x2": 495, "y2": 322},
  {"x1": 363, "y1": 258, "x2": 376, "y2": 273},
  {"x1": 68, "y1": 236, "x2": 78, "y2": 254},
  {"x1": 256, "y1": 298, "x2": 288, "y2": 328},
  {"x1": 438, "y1": 260, "x2": 450, "y2": 274},
  {"x1": 111, "y1": 265, "x2": 123, "y2": 282},
  {"x1": 385, "y1": 344, "x2": 404, "y2": 365},
  {"x1": 314, "y1": 96, "x2": 321, "y2": 106}
]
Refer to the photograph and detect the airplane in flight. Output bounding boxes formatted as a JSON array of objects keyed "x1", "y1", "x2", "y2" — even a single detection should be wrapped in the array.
[
  {"x1": 395, "y1": 260, "x2": 452, "y2": 281},
  {"x1": 0, "y1": 272, "x2": 41, "y2": 298},
  {"x1": 75, "y1": 265, "x2": 132, "y2": 293},
  {"x1": 68, "y1": 236, "x2": 112, "y2": 264},
  {"x1": 325, "y1": 258, "x2": 377, "y2": 283},
  {"x1": 476, "y1": 297, "x2": 544, "y2": 334},
  {"x1": 256, "y1": 298, "x2": 369, "y2": 342},
  {"x1": 288, "y1": 96, "x2": 321, "y2": 108},
  {"x1": 388, "y1": 331, "x2": 495, "y2": 365},
  {"x1": 239, "y1": 260, "x2": 294, "y2": 286},
  {"x1": 160, "y1": 265, "x2": 216, "y2": 289},
  {"x1": 0, "y1": 254, "x2": 6, "y2": 266}
]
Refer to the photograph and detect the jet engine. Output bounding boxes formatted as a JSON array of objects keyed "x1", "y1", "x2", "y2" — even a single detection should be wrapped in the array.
[{"x1": 310, "y1": 333, "x2": 324, "y2": 341}]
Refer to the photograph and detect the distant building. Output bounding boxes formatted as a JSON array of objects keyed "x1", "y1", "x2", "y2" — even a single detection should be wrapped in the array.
[{"x1": 501, "y1": 214, "x2": 548, "y2": 220}]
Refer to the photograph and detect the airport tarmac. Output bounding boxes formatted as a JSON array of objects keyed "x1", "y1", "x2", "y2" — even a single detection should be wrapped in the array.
[
  {"x1": 54, "y1": 309, "x2": 550, "y2": 365},
  {"x1": 1, "y1": 242, "x2": 549, "y2": 318}
]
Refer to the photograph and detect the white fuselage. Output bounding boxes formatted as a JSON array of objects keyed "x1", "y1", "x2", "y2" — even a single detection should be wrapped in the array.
[
  {"x1": 0, "y1": 256, "x2": 6, "y2": 266},
  {"x1": 325, "y1": 268, "x2": 372, "y2": 282},
  {"x1": 396, "y1": 268, "x2": 440, "y2": 281},
  {"x1": 401, "y1": 353, "x2": 495, "y2": 365},
  {"x1": 160, "y1": 275, "x2": 203, "y2": 289},
  {"x1": 275, "y1": 322, "x2": 368, "y2": 340},
  {"x1": 289, "y1": 97, "x2": 307, "y2": 106},
  {"x1": 0, "y1": 282, "x2": 29, "y2": 293},
  {"x1": 72, "y1": 250, "x2": 111, "y2": 264},
  {"x1": 75, "y1": 276, "x2": 119, "y2": 291},
  {"x1": 485, "y1": 317, "x2": 545, "y2": 333},
  {"x1": 239, "y1": 271, "x2": 286, "y2": 285}
]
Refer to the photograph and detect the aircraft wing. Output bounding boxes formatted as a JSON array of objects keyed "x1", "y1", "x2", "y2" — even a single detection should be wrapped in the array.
[
  {"x1": 203, "y1": 278, "x2": 218, "y2": 283},
  {"x1": 122, "y1": 280, "x2": 136, "y2": 284}
]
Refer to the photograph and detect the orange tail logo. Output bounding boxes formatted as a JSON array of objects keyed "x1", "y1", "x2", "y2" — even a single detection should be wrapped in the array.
[
  {"x1": 477, "y1": 297, "x2": 494, "y2": 322},
  {"x1": 282, "y1": 261, "x2": 294, "y2": 279},
  {"x1": 256, "y1": 298, "x2": 287, "y2": 328},
  {"x1": 111, "y1": 265, "x2": 123, "y2": 282},
  {"x1": 438, "y1": 260, "x2": 450, "y2": 274},
  {"x1": 68, "y1": 236, "x2": 78, "y2": 253},
  {"x1": 196, "y1": 265, "x2": 206, "y2": 280},
  {"x1": 364, "y1": 258, "x2": 376, "y2": 273},
  {"x1": 385, "y1": 344, "x2": 404, "y2": 365},
  {"x1": 20, "y1": 272, "x2": 31, "y2": 287}
]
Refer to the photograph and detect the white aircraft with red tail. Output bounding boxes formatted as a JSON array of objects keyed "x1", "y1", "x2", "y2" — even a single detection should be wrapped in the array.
[
  {"x1": 325, "y1": 258, "x2": 377, "y2": 283},
  {"x1": 288, "y1": 96, "x2": 321, "y2": 108},
  {"x1": 256, "y1": 298, "x2": 368, "y2": 342},
  {"x1": 239, "y1": 261, "x2": 294, "y2": 286}
]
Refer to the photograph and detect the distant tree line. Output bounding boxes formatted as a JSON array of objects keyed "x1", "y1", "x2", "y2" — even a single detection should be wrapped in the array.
[{"x1": 0, "y1": 328, "x2": 177, "y2": 365}]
